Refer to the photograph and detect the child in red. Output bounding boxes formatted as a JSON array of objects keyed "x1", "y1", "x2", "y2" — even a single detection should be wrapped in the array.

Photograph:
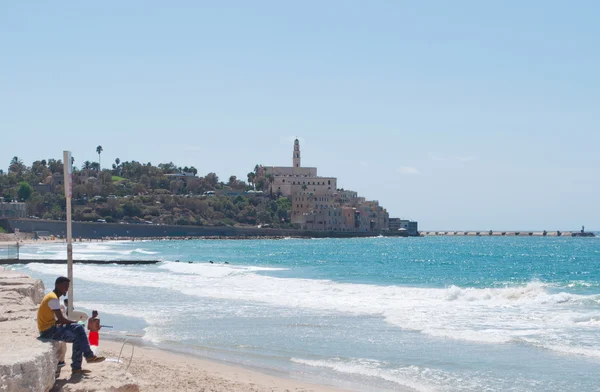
[{"x1": 87, "y1": 310, "x2": 101, "y2": 346}]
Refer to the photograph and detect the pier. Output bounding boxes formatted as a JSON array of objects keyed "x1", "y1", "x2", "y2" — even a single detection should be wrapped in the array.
[{"x1": 419, "y1": 229, "x2": 595, "y2": 237}]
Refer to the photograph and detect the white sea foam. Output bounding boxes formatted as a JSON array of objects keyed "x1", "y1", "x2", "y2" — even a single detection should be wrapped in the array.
[
  {"x1": 132, "y1": 248, "x2": 158, "y2": 255},
  {"x1": 24, "y1": 261, "x2": 600, "y2": 358},
  {"x1": 19, "y1": 242, "x2": 158, "y2": 260},
  {"x1": 290, "y1": 357, "x2": 500, "y2": 392}
]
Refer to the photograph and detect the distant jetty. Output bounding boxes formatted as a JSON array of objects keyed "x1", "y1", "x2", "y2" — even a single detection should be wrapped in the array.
[{"x1": 420, "y1": 227, "x2": 595, "y2": 237}]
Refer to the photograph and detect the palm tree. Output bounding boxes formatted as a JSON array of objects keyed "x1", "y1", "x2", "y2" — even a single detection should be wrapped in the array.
[
  {"x1": 247, "y1": 172, "x2": 256, "y2": 189},
  {"x1": 265, "y1": 174, "x2": 274, "y2": 198},
  {"x1": 9, "y1": 156, "x2": 25, "y2": 173},
  {"x1": 83, "y1": 161, "x2": 92, "y2": 171},
  {"x1": 96, "y1": 145, "x2": 103, "y2": 169}
]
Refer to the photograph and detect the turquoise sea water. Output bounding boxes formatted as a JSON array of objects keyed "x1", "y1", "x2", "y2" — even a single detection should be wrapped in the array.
[{"x1": 11, "y1": 236, "x2": 600, "y2": 391}]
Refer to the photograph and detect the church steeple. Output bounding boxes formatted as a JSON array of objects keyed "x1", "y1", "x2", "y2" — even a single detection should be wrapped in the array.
[{"x1": 293, "y1": 138, "x2": 301, "y2": 168}]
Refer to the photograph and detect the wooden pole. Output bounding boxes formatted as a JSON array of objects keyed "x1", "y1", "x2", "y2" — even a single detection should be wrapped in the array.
[{"x1": 63, "y1": 151, "x2": 74, "y2": 316}]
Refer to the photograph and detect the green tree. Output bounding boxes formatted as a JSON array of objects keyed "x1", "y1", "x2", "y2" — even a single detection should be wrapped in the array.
[
  {"x1": 140, "y1": 174, "x2": 151, "y2": 188},
  {"x1": 31, "y1": 160, "x2": 47, "y2": 176},
  {"x1": 26, "y1": 193, "x2": 45, "y2": 217},
  {"x1": 47, "y1": 159, "x2": 63, "y2": 174},
  {"x1": 17, "y1": 181, "x2": 33, "y2": 201},
  {"x1": 113, "y1": 158, "x2": 121, "y2": 175},
  {"x1": 9, "y1": 157, "x2": 26, "y2": 174},
  {"x1": 96, "y1": 145, "x2": 103, "y2": 169},
  {"x1": 247, "y1": 172, "x2": 256, "y2": 189},
  {"x1": 205, "y1": 172, "x2": 219, "y2": 188},
  {"x1": 265, "y1": 174, "x2": 274, "y2": 198},
  {"x1": 228, "y1": 175, "x2": 237, "y2": 187},
  {"x1": 122, "y1": 201, "x2": 143, "y2": 217},
  {"x1": 255, "y1": 177, "x2": 267, "y2": 191}
]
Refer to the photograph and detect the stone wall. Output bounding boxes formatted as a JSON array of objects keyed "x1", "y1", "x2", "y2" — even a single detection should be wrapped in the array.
[
  {"x1": 0, "y1": 267, "x2": 58, "y2": 392},
  {"x1": 2, "y1": 219, "x2": 403, "y2": 239}
]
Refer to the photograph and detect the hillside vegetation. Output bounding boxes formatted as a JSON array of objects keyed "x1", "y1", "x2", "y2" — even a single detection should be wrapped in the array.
[{"x1": 0, "y1": 154, "x2": 293, "y2": 228}]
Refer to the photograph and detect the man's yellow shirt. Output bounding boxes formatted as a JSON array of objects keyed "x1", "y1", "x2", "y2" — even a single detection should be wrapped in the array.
[{"x1": 37, "y1": 291, "x2": 60, "y2": 333}]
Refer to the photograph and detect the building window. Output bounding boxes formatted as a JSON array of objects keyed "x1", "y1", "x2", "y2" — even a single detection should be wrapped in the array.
[{"x1": 328, "y1": 180, "x2": 331, "y2": 185}]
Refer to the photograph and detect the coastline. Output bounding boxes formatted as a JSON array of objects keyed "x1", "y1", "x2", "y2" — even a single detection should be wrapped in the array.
[
  {"x1": 0, "y1": 266, "x2": 360, "y2": 392},
  {"x1": 83, "y1": 338, "x2": 355, "y2": 392},
  {"x1": 0, "y1": 263, "x2": 408, "y2": 392}
]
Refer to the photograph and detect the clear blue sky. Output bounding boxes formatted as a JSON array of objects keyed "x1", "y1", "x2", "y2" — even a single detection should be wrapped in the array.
[{"x1": 1, "y1": 1, "x2": 598, "y2": 230}]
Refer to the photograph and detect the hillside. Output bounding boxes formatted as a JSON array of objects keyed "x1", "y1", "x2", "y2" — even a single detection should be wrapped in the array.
[{"x1": 0, "y1": 155, "x2": 294, "y2": 228}]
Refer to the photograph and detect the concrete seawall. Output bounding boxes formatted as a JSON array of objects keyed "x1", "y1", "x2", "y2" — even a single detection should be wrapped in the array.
[
  {"x1": 0, "y1": 267, "x2": 58, "y2": 392},
  {"x1": 1, "y1": 219, "x2": 410, "y2": 239}
]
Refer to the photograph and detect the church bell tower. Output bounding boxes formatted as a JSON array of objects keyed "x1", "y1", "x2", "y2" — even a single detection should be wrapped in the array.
[{"x1": 293, "y1": 138, "x2": 301, "y2": 168}]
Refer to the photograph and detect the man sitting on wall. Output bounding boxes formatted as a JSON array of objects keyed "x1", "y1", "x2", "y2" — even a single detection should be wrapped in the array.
[{"x1": 37, "y1": 276, "x2": 105, "y2": 374}]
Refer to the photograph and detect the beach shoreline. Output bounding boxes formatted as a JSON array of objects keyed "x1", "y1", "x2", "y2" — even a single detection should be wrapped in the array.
[
  {"x1": 0, "y1": 265, "x2": 368, "y2": 392},
  {"x1": 53, "y1": 337, "x2": 358, "y2": 392}
]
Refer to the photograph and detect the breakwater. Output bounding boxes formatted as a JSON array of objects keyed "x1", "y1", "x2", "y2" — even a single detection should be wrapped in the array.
[
  {"x1": 0, "y1": 259, "x2": 160, "y2": 266},
  {"x1": 421, "y1": 230, "x2": 595, "y2": 237}
]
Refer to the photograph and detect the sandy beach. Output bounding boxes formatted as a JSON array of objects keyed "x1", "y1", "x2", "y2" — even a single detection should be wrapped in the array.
[
  {"x1": 53, "y1": 339, "x2": 350, "y2": 392},
  {"x1": 0, "y1": 264, "x2": 356, "y2": 392}
]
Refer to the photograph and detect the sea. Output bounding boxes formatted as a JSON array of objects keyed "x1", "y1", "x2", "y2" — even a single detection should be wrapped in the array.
[{"x1": 9, "y1": 236, "x2": 600, "y2": 392}]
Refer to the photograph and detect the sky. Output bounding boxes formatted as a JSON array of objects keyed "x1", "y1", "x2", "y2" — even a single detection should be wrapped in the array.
[{"x1": 1, "y1": 1, "x2": 598, "y2": 230}]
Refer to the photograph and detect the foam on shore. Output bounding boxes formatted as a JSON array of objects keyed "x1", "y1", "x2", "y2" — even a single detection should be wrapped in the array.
[{"x1": 23, "y1": 261, "x2": 600, "y2": 360}]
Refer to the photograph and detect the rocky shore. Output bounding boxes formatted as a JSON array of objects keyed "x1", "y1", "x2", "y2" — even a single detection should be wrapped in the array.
[{"x1": 0, "y1": 267, "x2": 58, "y2": 392}]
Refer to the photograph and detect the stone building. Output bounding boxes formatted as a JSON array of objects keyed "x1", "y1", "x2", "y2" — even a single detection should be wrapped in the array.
[
  {"x1": 264, "y1": 139, "x2": 337, "y2": 197},
  {"x1": 389, "y1": 218, "x2": 419, "y2": 236},
  {"x1": 274, "y1": 140, "x2": 389, "y2": 232}
]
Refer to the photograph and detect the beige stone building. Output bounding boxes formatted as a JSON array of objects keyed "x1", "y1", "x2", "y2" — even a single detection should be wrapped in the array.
[
  {"x1": 269, "y1": 139, "x2": 389, "y2": 232},
  {"x1": 264, "y1": 139, "x2": 337, "y2": 197}
]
